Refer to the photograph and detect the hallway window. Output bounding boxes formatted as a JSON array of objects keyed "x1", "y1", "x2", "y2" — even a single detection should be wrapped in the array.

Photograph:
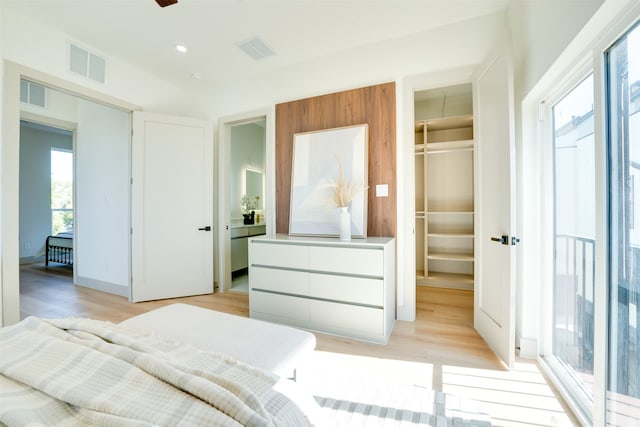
[
  {"x1": 607, "y1": 21, "x2": 640, "y2": 424},
  {"x1": 552, "y1": 73, "x2": 596, "y2": 408},
  {"x1": 51, "y1": 148, "x2": 73, "y2": 234}
]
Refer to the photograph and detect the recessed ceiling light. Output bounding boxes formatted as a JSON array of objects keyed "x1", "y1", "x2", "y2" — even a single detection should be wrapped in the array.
[
  {"x1": 176, "y1": 45, "x2": 188, "y2": 53},
  {"x1": 191, "y1": 73, "x2": 202, "y2": 80}
]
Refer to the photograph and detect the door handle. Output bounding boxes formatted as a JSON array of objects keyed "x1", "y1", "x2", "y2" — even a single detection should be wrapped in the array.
[
  {"x1": 491, "y1": 235, "x2": 509, "y2": 245},
  {"x1": 198, "y1": 226, "x2": 212, "y2": 231}
]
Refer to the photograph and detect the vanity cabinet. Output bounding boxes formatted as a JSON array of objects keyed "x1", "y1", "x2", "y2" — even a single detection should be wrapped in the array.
[
  {"x1": 248, "y1": 234, "x2": 395, "y2": 344},
  {"x1": 231, "y1": 224, "x2": 266, "y2": 272}
]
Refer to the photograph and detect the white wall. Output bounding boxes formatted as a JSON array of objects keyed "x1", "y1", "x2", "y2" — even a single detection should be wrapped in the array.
[
  {"x1": 1, "y1": 6, "x2": 208, "y2": 119},
  {"x1": 75, "y1": 99, "x2": 130, "y2": 296},
  {"x1": 509, "y1": 0, "x2": 605, "y2": 102},
  {"x1": 19, "y1": 123, "x2": 73, "y2": 259}
]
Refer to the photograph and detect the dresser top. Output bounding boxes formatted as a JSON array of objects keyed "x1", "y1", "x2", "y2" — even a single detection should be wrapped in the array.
[{"x1": 250, "y1": 233, "x2": 394, "y2": 247}]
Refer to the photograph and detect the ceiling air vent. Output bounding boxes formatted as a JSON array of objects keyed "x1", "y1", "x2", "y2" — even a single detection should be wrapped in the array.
[
  {"x1": 236, "y1": 36, "x2": 275, "y2": 61},
  {"x1": 69, "y1": 43, "x2": 106, "y2": 84}
]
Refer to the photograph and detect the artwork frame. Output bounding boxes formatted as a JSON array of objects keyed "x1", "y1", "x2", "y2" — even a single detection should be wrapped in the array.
[{"x1": 289, "y1": 124, "x2": 368, "y2": 238}]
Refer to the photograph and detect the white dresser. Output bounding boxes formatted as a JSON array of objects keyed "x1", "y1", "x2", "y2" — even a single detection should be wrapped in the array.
[{"x1": 248, "y1": 234, "x2": 395, "y2": 344}]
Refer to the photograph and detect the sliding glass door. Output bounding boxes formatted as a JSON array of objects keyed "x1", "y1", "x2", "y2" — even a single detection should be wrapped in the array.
[
  {"x1": 551, "y1": 74, "x2": 596, "y2": 412},
  {"x1": 606, "y1": 22, "x2": 640, "y2": 425}
]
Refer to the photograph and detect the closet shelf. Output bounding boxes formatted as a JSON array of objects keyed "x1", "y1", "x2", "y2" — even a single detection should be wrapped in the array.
[
  {"x1": 427, "y1": 233, "x2": 474, "y2": 238},
  {"x1": 423, "y1": 115, "x2": 473, "y2": 131},
  {"x1": 427, "y1": 211, "x2": 474, "y2": 215},
  {"x1": 427, "y1": 252, "x2": 474, "y2": 261},
  {"x1": 426, "y1": 139, "x2": 473, "y2": 154}
]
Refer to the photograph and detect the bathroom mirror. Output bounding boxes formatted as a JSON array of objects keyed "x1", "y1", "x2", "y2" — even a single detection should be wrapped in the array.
[{"x1": 244, "y1": 168, "x2": 263, "y2": 210}]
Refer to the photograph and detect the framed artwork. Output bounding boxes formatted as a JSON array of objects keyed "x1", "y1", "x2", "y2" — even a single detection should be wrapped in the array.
[{"x1": 289, "y1": 124, "x2": 368, "y2": 238}]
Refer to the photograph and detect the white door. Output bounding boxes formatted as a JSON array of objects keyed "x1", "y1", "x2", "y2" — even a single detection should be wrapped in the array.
[
  {"x1": 131, "y1": 112, "x2": 214, "y2": 302},
  {"x1": 473, "y1": 39, "x2": 517, "y2": 368}
]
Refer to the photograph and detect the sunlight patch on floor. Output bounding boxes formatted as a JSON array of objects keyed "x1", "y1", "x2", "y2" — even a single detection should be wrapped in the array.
[{"x1": 297, "y1": 351, "x2": 576, "y2": 427}]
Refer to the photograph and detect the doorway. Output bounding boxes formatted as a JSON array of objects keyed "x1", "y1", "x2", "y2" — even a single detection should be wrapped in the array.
[
  {"x1": 18, "y1": 78, "x2": 132, "y2": 307},
  {"x1": 19, "y1": 120, "x2": 74, "y2": 267},
  {"x1": 414, "y1": 83, "x2": 475, "y2": 292},
  {"x1": 218, "y1": 112, "x2": 272, "y2": 294},
  {"x1": 229, "y1": 119, "x2": 267, "y2": 293}
]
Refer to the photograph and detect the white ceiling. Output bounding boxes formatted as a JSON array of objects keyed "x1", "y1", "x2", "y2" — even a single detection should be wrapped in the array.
[{"x1": 5, "y1": 0, "x2": 510, "y2": 89}]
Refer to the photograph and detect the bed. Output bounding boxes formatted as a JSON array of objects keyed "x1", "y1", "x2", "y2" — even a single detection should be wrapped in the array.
[
  {"x1": 0, "y1": 314, "x2": 324, "y2": 426},
  {"x1": 43, "y1": 230, "x2": 73, "y2": 266},
  {"x1": 0, "y1": 304, "x2": 493, "y2": 426}
]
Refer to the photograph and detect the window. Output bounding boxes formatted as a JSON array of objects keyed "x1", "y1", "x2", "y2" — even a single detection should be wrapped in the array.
[
  {"x1": 606, "y1": 21, "x2": 640, "y2": 425},
  {"x1": 551, "y1": 74, "x2": 596, "y2": 411},
  {"x1": 51, "y1": 148, "x2": 73, "y2": 234},
  {"x1": 20, "y1": 79, "x2": 46, "y2": 108}
]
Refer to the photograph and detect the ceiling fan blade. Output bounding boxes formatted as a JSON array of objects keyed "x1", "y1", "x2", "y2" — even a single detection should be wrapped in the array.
[{"x1": 155, "y1": 0, "x2": 178, "y2": 7}]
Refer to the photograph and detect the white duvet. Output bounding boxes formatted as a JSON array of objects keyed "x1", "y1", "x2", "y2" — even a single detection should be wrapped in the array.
[{"x1": 0, "y1": 317, "x2": 325, "y2": 426}]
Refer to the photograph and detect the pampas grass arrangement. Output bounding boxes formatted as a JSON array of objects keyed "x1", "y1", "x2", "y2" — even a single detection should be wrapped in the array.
[{"x1": 331, "y1": 156, "x2": 364, "y2": 207}]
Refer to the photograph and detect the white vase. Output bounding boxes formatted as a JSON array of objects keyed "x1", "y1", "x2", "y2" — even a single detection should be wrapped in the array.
[{"x1": 339, "y1": 206, "x2": 351, "y2": 241}]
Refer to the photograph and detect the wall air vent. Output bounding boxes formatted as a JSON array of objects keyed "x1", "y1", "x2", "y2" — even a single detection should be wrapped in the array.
[
  {"x1": 236, "y1": 36, "x2": 275, "y2": 61},
  {"x1": 20, "y1": 79, "x2": 46, "y2": 108},
  {"x1": 69, "y1": 43, "x2": 107, "y2": 84}
]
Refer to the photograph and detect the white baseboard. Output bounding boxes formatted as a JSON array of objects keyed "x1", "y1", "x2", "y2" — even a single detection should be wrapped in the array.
[{"x1": 75, "y1": 276, "x2": 128, "y2": 297}]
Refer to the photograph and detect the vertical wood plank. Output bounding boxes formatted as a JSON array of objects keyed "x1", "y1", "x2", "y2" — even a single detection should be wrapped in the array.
[{"x1": 276, "y1": 82, "x2": 396, "y2": 237}]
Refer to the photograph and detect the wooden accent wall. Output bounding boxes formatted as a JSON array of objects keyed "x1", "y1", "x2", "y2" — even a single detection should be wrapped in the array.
[{"x1": 275, "y1": 82, "x2": 396, "y2": 237}]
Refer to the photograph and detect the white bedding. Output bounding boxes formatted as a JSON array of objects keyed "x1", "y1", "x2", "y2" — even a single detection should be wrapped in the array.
[{"x1": 0, "y1": 317, "x2": 323, "y2": 426}]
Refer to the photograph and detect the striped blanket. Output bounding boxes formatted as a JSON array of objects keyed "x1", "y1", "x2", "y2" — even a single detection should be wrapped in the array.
[{"x1": 0, "y1": 317, "x2": 316, "y2": 426}]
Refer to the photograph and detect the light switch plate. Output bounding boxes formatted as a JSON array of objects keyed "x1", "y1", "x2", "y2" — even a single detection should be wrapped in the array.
[{"x1": 376, "y1": 184, "x2": 389, "y2": 197}]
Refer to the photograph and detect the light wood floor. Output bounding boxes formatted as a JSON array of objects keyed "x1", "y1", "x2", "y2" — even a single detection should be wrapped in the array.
[{"x1": 19, "y1": 263, "x2": 578, "y2": 426}]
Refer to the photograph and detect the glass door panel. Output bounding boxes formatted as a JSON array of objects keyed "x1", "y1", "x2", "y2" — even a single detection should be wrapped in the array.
[
  {"x1": 607, "y1": 21, "x2": 640, "y2": 426},
  {"x1": 552, "y1": 74, "x2": 596, "y2": 407}
]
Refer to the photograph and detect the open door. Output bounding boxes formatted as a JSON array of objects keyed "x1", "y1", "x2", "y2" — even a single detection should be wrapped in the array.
[
  {"x1": 131, "y1": 112, "x2": 214, "y2": 302},
  {"x1": 473, "y1": 37, "x2": 517, "y2": 368}
]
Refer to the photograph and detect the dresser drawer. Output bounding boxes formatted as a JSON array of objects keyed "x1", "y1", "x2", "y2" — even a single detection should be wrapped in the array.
[
  {"x1": 309, "y1": 246, "x2": 384, "y2": 276},
  {"x1": 308, "y1": 300, "x2": 383, "y2": 338},
  {"x1": 309, "y1": 273, "x2": 383, "y2": 306},
  {"x1": 250, "y1": 266, "x2": 308, "y2": 295},
  {"x1": 250, "y1": 241, "x2": 309, "y2": 269},
  {"x1": 250, "y1": 291, "x2": 309, "y2": 328}
]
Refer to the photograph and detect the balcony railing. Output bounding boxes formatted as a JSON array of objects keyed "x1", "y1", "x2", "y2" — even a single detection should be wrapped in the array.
[{"x1": 554, "y1": 233, "x2": 595, "y2": 375}]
